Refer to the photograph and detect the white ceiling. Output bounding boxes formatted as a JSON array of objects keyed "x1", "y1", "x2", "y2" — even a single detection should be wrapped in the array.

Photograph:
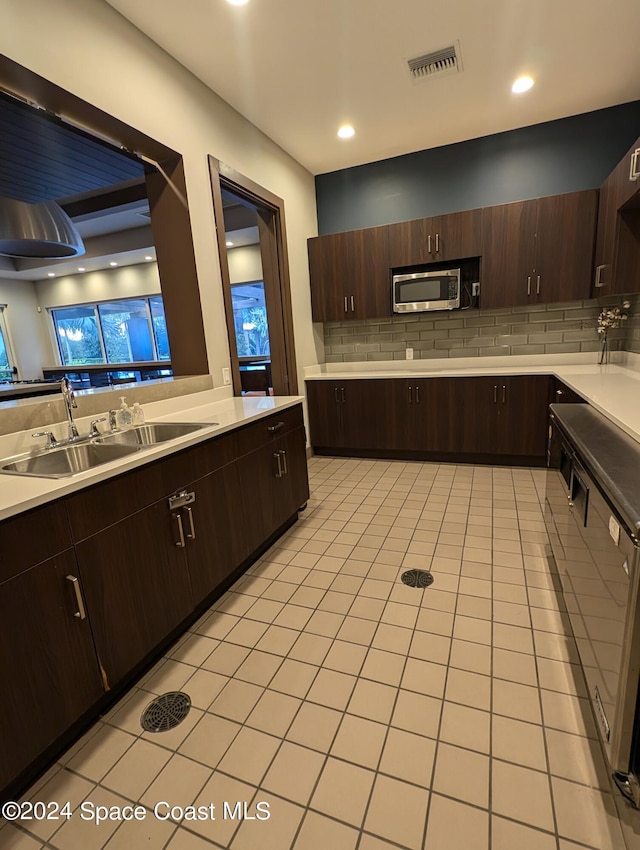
[{"x1": 104, "y1": 0, "x2": 640, "y2": 175}]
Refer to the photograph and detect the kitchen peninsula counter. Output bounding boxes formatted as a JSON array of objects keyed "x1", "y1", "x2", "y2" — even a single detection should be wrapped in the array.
[{"x1": 0, "y1": 391, "x2": 304, "y2": 521}]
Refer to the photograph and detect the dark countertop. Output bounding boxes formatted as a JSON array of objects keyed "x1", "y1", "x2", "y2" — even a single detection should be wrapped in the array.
[
  {"x1": 0, "y1": 382, "x2": 60, "y2": 400},
  {"x1": 550, "y1": 403, "x2": 640, "y2": 535}
]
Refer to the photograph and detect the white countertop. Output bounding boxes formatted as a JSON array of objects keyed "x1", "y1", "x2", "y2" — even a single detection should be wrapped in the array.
[
  {"x1": 305, "y1": 354, "x2": 640, "y2": 446},
  {"x1": 0, "y1": 392, "x2": 304, "y2": 522}
]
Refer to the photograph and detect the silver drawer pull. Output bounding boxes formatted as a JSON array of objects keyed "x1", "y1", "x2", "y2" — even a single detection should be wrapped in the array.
[
  {"x1": 173, "y1": 512, "x2": 186, "y2": 547},
  {"x1": 268, "y1": 421, "x2": 285, "y2": 433},
  {"x1": 66, "y1": 575, "x2": 87, "y2": 620},
  {"x1": 274, "y1": 452, "x2": 283, "y2": 478},
  {"x1": 184, "y1": 506, "x2": 196, "y2": 540}
]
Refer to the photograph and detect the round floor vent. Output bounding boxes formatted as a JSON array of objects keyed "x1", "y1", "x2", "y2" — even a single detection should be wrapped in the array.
[
  {"x1": 141, "y1": 691, "x2": 191, "y2": 732},
  {"x1": 401, "y1": 569, "x2": 434, "y2": 588}
]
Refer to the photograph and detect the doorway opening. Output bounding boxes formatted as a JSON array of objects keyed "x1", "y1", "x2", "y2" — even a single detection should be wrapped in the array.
[{"x1": 209, "y1": 159, "x2": 298, "y2": 397}]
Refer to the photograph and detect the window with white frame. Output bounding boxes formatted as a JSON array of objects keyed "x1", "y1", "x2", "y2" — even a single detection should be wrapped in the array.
[
  {"x1": 51, "y1": 296, "x2": 170, "y2": 366},
  {"x1": 0, "y1": 306, "x2": 16, "y2": 380}
]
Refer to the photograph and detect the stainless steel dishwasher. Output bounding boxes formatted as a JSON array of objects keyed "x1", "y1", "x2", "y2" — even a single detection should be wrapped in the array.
[{"x1": 546, "y1": 405, "x2": 640, "y2": 804}]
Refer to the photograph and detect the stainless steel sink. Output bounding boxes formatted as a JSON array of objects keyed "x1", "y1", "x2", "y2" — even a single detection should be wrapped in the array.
[
  {"x1": 0, "y1": 442, "x2": 140, "y2": 478},
  {"x1": 93, "y1": 421, "x2": 218, "y2": 447}
]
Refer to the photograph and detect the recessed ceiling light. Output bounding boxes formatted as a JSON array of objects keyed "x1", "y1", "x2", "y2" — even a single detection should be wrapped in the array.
[
  {"x1": 512, "y1": 76, "x2": 534, "y2": 94},
  {"x1": 78, "y1": 267, "x2": 85, "y2": 272},
  {"x1": 226, "y1": 0, "x2": 249, "y2": 5},
  {"x1": 109, "y1": 261, "x2": 118, "y2": 267},
  {"x1": 337, "y1": 125, "x2": 355, "y2": 139},
  {"x1": 144, "y1": 255, "x2": 153, "y2": 261},
  {"x1": 47, "y1": 272, "x2": 55, "y2": 278},
  {"x1": 226, "y1": 241, "x2": 234, "y2": 247}
]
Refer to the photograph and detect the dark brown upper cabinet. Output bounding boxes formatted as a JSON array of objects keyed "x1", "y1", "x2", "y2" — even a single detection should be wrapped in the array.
[
  {"x1": 481, "y1": 190, "x2": 597, "y2": 309},
  {"x1": 308, "y1": 225, "x2": 390, "y2": 322},
  {"x1": 593, "y1": 134, "x2": 640, "y2": 297},
  {"x1": 388, "y1": 208, "x2": 483, "y2": 268}
]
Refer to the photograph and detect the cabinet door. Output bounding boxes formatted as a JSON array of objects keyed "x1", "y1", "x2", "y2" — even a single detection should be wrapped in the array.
[
  {"x1": 593, "y1": 170, "x2": 618, "y2": 296},
  {"x1": 0, "y1": 550, "x2": 104, "y2": 790},
  {"x1": 186, "y1": 464, "x2": 247, "y2": 606},
  {"x1": 277, "y1": 426, "x2": 310, "y2": 517},
  {"x1": 348, "y1": 226, "x2": 391, "y2": 319},
  {"x1": 306, "y1": 381, "x2": 344, "y2": 448},
  {"x1": 497, "y1": 376, "x2": 550, "y2": 457},
  {"x1": 236, "y1": 444, "x2": 291, "y2": 555},
  {"x1": 481, "y1": 201, "x2": 537, "y2": 308},
  {"x1": 75, "y1": 499, "x2": 193, "y2": 688},
  {"x1": 535, "y1": 191, "x2": 597, "y2": 303},
  {"x1": 340, "y1": 380, "x2": 393, "y2": 450},
  {"x1": 388, "y1": 217, "x2": 438, "y2": 267},
  {"x1": 308, "y1": 233, "x2": 350, "y2": 321},
  {"x1": 456, "y1": 378, "x2": 500, "y2": 454},
  {"x1": 308, "y1": 227, "x2": 390, "y2": 321},
  {"x1": 430, "y1": 209, "x2": 483, "y2": 261}
]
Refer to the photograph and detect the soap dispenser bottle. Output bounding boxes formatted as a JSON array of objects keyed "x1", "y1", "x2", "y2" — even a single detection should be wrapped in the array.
[
  {"x1": 132, "y1": 402, "x2": 145, "y2": 426},
  {"x1": 116, "y1": 396, "x2": 134, "y2": 429}
]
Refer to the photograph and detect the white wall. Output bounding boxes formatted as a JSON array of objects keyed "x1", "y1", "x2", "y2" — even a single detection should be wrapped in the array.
[
  {"x1": 227, "y1": 246, "x2": 262, "y2": 285},
  {"x1": 35, "y1": 262, "x2": 161, "y2": 309},
  {"x1": 0, "y1": 279, "x2": 52, "y2": 379},
  {"x1": 2, "y1": 0, "x2": 320, "y2": 393}
]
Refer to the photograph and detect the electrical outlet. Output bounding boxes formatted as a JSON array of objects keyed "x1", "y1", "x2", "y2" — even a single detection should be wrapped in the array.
[
  {"x1": 472, "y1": 282, "x2": 480, "y2": 297},
  {"x1": 222, "y1": 367, "x2": 231, "y2": 385},
  {"x1": 406, "y1": 347, "x2": 414, "y2": 360}
]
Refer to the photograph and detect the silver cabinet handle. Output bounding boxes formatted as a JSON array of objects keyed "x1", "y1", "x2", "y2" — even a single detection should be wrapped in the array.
[
  {"x1": 493, "y1": 385, "x2": 497, "y2": 403},
  {"x1": 350, "y1": 295, "x2": 355, "y2": 311},
  {"x1": 527, "y1": 276, "x2": 531, "y2": 295},
  {"x1": 630, "y1": 148, "x2": 640, "y2": 181},
  {"x1": 66, "y1": 575, "x2": 87, "y2": 620},
  {"x1": 334, "y1": 387, "x2": 339, "y2": 403},
  {"x1": 536, "y1": 275, "x2": 541, "y2": 295},
  {"x1": 435, "y1": 232, "x2": 439, "y2": 253},
  {"x1": 594, "y1": 264, "x2": 606, "y2": 288},
  {"x1": 280, "y1": 449, "x2": 288, "y2": 475},
  {"x1": 267, "y1": 421, "x2": 285, "y2": 433},
  {"x1": 184, "y1": 505, "x2": 196, "y2": 540},
  {"x1": 408, "y1": 385, "x2": 413, "y2": 404},
  {"x1": 344, "y1": 296, "x2": 348, "y2": 312},
  {"x1": 172, "y1": 512, "x2": 186, "y2": 547},
  {"x1": 502, "y1": 385, "x2": 506, "y2": 403},
  {"x1": 556, "y1": 390, "x2": 564, "y2": 397},
  {"x1": 274, "y1": 452, "x2": 283, "y2": 478},
  {"x1": 415, "y1": 385, "x2": 420, "y2": 403},
  {"x1": 341, "y1": 387, "x2": 345, "y2": 403},
  {"x1": 428, "y1": 234, "x2": 432, "y2": 253}
]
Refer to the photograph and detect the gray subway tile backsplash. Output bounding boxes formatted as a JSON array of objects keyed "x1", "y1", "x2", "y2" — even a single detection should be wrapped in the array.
[{"x1": 322, "y1": 296, "x2": 640, "y2": 362}]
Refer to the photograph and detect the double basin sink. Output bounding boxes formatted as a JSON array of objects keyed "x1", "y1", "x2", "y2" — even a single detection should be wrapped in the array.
[{"x1": 0, "y1": 422, "x2": 218, "y2": 478}]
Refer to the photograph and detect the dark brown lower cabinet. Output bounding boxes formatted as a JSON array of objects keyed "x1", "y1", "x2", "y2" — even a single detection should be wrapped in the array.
[
  {"x1": 0, "y1": 549, "x2": 104, "y2": 790},
  {"x1": 74, "y1": 498, "x2": 194, "y2": 689},
  {"x1": 183, "y1": 463, "x2": 247, "y2": 606},
  {"x1": 236, "y1": 425, "x2": 309, "y2": 554},
  {"x1": 1, "y1": 404, "x2": 310, "y2": 798},
  {"x1": 307, "y1": 376, "x2": 550, "y2": 462}
]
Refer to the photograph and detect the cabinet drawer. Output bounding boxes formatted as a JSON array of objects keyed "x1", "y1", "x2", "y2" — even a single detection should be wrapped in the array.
[
  {"x1": 0, "y1": 500, "x2": 72, "y2": 583},
  {"x1": 65, "y1": 431, "x2": 237, "y2": 541},
  {"x1": 234, "y1": 405, "x2": 304, "y2": 458}
]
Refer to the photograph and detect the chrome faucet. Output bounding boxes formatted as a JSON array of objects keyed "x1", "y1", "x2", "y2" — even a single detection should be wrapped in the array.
[{"x1": 60, "y1": 377, "x2": 79, "y2": 440}]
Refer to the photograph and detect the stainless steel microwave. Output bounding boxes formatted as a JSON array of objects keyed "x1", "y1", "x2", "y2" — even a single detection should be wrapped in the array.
[{"x1": 392, "y1": 268, "x2": 460, "y2": 313}]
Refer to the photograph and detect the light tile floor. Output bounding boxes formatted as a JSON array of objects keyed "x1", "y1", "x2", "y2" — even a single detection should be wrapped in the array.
[{"x1": 0, "y1": 457, "x2": 630, "y2": 850}]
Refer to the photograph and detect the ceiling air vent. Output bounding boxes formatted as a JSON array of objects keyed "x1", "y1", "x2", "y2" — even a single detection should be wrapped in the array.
[{"x1": 407, "y1": 44, "x2": 460, "y2": 82}]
